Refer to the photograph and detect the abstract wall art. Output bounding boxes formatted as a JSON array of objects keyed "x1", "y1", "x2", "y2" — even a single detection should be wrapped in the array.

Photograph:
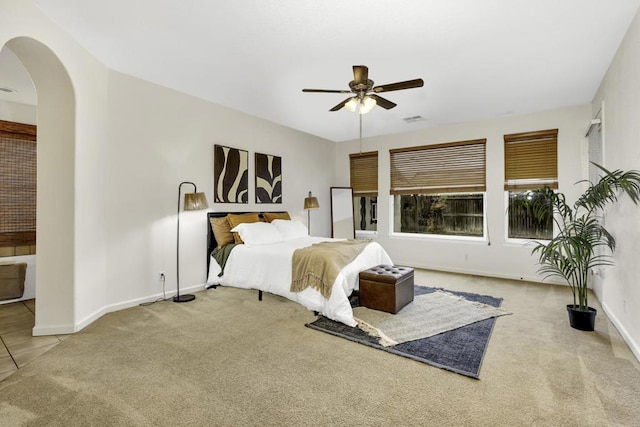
[
  {"x1": 214, "y1": 144, "x2": 249, "y2": 203},
  {"x1": 255, "y1": 152, "x2": 282, "y2": 203}
]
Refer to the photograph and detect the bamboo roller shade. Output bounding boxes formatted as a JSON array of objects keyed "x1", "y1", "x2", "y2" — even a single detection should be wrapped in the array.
[
  {"x1": 390, "y1": 139, "x2": 486, "y2": 195},
  {"x1": 0, "y1": 120, "x2": 37, "y2": 254},
  {"x1": 504, "y1": 129, "x2": 558, "y2": 191},
  {"x1": 350, "y1": 151, "x2": 378, "y2": 197}
]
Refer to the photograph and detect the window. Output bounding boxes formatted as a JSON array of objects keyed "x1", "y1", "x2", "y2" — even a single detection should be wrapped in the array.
[
  {"x1": 587, "y1": 115, "x2": 603, "y2": 184},
  {"x1": 350, "y1": 151, "x2": 378, "y2": 232},
  {"x1": 587, "y1": 112, "x2": 604, "y2": 260},
  {"x1": 506, "y1": 191, "x2": 553, "y2": 239},
  {"x1": 0, "y1": 120, "x2": 37, "y2": 257},
  {"x1": 504, "y1": 129, "x2": 557, "y2": 240},
  {"x1": 394, "y1": 193, "x2": 484, "y2": 237},
  {"x1": 390, "y1": 139, "x2": 486, "y2": 237}
]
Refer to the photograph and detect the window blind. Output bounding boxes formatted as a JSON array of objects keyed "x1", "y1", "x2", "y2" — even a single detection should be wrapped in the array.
[
  {"x1": 588, "y1": 121, "x2": 603, "y2": 185},
  {"x1": 350, "y1": 151, "x2": 378, "y2": 197},
  {"x1": 504, "y1": 129, "x2": 558, "y2": 191},
  {"x1": 0, "y1": 120, "x2": 37, "y2": 256},
  {"x1": 389, "y1": 139, "x2": 486, "y2": 195}
]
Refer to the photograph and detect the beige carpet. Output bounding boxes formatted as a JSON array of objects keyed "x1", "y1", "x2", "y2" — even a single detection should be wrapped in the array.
[{"x1": 1, "y1": 269, "x2": 640, "y2": 426}]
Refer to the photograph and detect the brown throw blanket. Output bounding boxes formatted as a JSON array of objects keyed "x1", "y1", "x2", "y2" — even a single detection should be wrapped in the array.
[{"x1": 291, "y1": 240, "x2": 371, "y2": 298}]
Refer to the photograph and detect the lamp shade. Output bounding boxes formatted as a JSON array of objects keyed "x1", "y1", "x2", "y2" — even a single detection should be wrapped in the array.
[
  {"x1": 359, "y1": 96, "x2": 377, "y2": 114},
  {"x1": 345, "y1": 96, "x2": 377, "y2": 114},
  {"x1": 184, "y1": 192, "x2": 209, "y2": 211},
  {"x1": 345, "y1": 97, "x2": 359, "y2": 113},
  {"x1": 304, "y1": 196, "x2": 319, "y2": 210}
]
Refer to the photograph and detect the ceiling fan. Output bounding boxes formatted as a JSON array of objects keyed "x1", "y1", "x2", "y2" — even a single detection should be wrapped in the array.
[{"x1": 302, "y1": 65, "x2": 424, "y2": 114}]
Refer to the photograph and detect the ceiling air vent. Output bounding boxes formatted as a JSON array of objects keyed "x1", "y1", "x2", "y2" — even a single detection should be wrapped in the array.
[{"x1": 403, "y1": 115, "x2": 425, "y2": 123}]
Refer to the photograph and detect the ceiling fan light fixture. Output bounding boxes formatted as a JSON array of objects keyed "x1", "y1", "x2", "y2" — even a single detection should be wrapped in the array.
[
  {"x1": 345, "y1": 97, "x2": 359, "y2": 112},
  {"x1": 359, "y1": 96, "x2": 377, "y2": 114},
  {"x1": 302, "y1": 65, "x2": 423, "y2": 114}
]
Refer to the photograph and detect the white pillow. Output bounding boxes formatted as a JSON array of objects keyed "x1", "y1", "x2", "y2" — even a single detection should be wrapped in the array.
[
  {"x1": 271, "y1": 219, "x2": 308, "y2": 240},
  {"x1": 230, "y1": 222, "x2": 283, "y2": 246}
]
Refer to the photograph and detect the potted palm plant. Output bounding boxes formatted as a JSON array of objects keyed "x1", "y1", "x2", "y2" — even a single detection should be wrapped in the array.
[{"x1": 528, "y1": 164, "x2": 640, "y2": 331}]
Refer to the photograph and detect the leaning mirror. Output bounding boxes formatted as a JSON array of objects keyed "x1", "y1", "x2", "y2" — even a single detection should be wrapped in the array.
[{"x1": 330, "y1": 187, "x2": 355, "y2": 239}]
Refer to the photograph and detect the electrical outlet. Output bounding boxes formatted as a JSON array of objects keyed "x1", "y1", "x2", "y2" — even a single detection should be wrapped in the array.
[{"x1": 159, "y1": 271, "x2": 166, "y2": 281}]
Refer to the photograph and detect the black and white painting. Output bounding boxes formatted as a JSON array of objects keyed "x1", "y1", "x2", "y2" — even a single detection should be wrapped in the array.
[
  {"x1": 255, "y1": 152, "x2": 282, "y2": 203},
  {"x1": 214, "y1": 144, "x2": 248, "y2": 203}
]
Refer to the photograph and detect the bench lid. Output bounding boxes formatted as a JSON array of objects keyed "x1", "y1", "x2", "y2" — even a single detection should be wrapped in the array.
[{"x1": 360, "y1": 265, "x2": 414, "y2": 283}]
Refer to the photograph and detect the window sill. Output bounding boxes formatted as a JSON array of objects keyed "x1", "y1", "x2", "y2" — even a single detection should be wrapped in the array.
[
  {"x1": 504, "y1": 238, "x2": 550, "y2": 248},
  {"x1": 356, "y1": 230, "x2": 378, "y2": 236},
  {"x1": 389, "y1": 232, "x2": 488, "y2": 245}
]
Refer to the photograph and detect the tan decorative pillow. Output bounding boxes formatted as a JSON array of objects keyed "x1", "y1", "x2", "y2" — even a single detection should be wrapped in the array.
[
  {"x1": 210, "y1": 217, "x2": 235, "y2": 249},
  {"x1": 227, "y1": 213, "x2": 261, "y2": 243},
  {"x1": 263, "y1": 212, "x2": 291, "y2": 222}
]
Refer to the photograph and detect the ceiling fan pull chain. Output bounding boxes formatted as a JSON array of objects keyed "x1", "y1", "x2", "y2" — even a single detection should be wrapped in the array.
[{"x1": 359, "y1": 113, "x2": 363, "y2": 154}]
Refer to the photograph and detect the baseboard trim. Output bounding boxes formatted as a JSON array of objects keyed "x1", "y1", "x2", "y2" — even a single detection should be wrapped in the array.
[
  {"x1": 392, "y1": 260, "x2": 563, "y2": 285},
  {"x1": 34, "y1": 284, "x2": 206, "y2": 336},
  {"x1": 74, "y1": 306, "x2": 108, "y2": 333},
  {"x1": 104, "y1": 284, "x2": 205, "y2": 313},
  {"x1": 601, "y1": 301, "x2": 640, "y2": 363},
  {"x1": 32, "y1": 323, "x2": 76, "y2": 336}
]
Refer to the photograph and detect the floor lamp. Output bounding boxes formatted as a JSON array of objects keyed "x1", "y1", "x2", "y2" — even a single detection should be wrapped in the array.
[
  {"x1": 303, "y1": 191, "x2": 319, "y2": 235},
  {"x1": 175, "y1": 181, "x2": 209, "y2": 303}
]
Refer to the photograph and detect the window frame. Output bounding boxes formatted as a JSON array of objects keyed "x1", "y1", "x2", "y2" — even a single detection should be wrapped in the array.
[
  {"x1": 350, "y1": 151, "x2": 378, "y2": 234},
  {"x1": 389, "y1": 139, "x2": 487, "y2": 240},
  {"x1": 389, "y1": 192, "x2": 488, "y2": 242},
  {"x1": 503, "y1": 128, "x2": 558, "y2": 243},
  {"x1": 503, "y1": 191, "x2": 553, "y2": 245}
]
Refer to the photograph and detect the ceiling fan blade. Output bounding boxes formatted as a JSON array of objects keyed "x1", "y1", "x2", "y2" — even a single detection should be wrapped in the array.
[
  {"x1": 353, "y1": 65, "x2": 369, "y2": 85},
  {"x1": 302, "y1": 88, "x2": 352, "y2": 93},
  {"x1": 369, "y1": 94, "x2": 397, "y2": 110},
  {"x1": 329, "y1": 97, "x2": 352, "y2": 112},
  {"x1": 372, "y1": 78, "x2": 424, "y2": 93}
]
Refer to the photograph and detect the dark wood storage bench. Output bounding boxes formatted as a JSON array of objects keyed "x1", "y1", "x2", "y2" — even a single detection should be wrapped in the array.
[{"x1": 359, "y1": 265, "x2": 414, "y2": 314}]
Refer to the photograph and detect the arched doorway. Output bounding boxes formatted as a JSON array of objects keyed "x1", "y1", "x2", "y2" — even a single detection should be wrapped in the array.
[{"x1": 4, "y1": 37, "x2": 76, "y2": 336}]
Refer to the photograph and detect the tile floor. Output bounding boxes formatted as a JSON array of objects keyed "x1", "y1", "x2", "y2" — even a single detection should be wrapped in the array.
[{"x1": 0, "y1": 299, "x2": 68, "y2": 382}]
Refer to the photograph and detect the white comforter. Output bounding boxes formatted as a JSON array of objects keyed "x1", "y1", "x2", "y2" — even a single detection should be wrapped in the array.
[{"x1": 206, "y1": 237, "x2": 392, "y2": 326}]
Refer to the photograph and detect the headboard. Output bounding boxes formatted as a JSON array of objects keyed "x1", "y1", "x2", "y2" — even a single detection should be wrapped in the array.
[{"x1": 206, "y1": 211, "x2": 289, "y2": 274}]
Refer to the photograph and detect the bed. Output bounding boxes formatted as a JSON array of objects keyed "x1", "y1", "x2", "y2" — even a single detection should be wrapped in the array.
[{"x1": 205, "y1": 211, "x2": 393, "y2": 326}]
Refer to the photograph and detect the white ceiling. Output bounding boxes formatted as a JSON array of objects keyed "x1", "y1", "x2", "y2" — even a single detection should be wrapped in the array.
[
  {"x1": 2, "y1": 1, "x2": 639, "y2": 141},
  {"x1": 0, "y1": 48, "x2": 37, "y2": 105}
]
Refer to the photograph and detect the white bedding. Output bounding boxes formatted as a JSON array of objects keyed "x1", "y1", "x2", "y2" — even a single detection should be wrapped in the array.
[{"x1": 206, "y1": 236, "x2": 393, "y2": 326}]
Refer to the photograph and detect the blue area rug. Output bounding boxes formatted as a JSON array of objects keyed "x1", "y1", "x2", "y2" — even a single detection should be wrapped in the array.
[{"x1": 305, "y1": 286, "x2": 504, "y2": 379}]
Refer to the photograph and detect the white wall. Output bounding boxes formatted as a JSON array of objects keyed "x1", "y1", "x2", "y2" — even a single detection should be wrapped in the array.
[
  {"x1": 335, "y1": 105, "x2": 590, "y2": 282},
  {"x1": 591, "y1": 8, "x2": 640, "y2": 359},
  {"x1": 1, "y1": 0, "x2": 110, "y2": 334},
  {"x1": 0, "y1": 0, "x2": 336, "y2": 333},
  {"x1": 0, "y1": 100, "x2": 36, "y2": 125},
  {"x1": 104, "y1": 71, "x2": 335, "y2": 307}
]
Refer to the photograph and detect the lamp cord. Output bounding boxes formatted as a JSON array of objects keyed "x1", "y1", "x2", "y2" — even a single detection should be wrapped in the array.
[
  {"x1": 139, "y1": 273, "x2": 171, "y2": 306},
  {"x1": 142, "y1": 181, "x2": 201, "y2": 306}
]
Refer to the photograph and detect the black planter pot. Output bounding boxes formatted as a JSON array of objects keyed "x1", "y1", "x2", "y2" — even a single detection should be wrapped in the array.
[{"x1": 566, "y1": 305, "x2": 597, "y2": 331}]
